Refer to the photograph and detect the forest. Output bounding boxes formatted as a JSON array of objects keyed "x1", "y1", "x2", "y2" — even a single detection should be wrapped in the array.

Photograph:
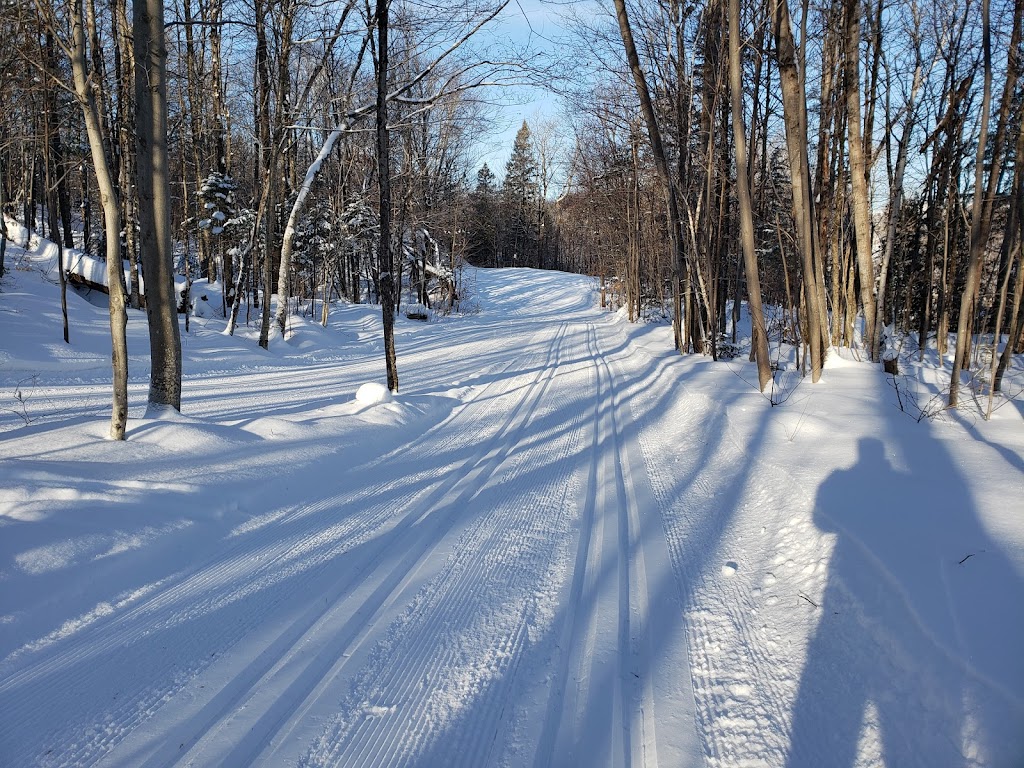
[{"x1": 1, "y1": 0, "x2": 1022, "y2": 432}]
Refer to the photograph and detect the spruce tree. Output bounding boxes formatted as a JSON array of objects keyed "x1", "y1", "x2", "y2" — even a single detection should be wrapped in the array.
[
  {"x1": 468, "y1": 164, "x2": 498, "y2": 265},
  {"x1": 502, "y1": 122, "x2": 540, "y2": 266}
]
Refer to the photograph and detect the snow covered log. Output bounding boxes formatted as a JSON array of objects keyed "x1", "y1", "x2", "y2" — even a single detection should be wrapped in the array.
[{"x1": 63, "y1": 250, "x2": 187, "y2": 311}]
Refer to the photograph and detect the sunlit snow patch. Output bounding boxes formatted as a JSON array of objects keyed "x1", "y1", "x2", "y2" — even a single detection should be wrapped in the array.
[{"x1": 355, "y1": 382, "x2": 394, "y2": 405}]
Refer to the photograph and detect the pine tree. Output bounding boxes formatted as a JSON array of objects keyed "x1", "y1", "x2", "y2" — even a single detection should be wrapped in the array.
[
  {"x1": 198, "y1": 171, "x2": 238, "y2": 312},
  {"x1": 468, "y1": 163, "x2": 498, "y2": 265},
  {"x1": 198, "y1": 172, "x2": 236, "y2": 236},
  {"x1": 502, "y1": 122, "x2": 540, "y2": 266}
]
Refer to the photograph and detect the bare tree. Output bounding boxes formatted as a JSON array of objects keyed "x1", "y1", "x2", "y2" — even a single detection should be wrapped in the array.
[
  {"x1": 729, "y1": 0, "x2": 772, "y2": 390},
  {"x1": 949, "y1": 0, "x2": 1022, "y2": 406},
  {"x1": 64, "y1": 0, "x2": 130, "y2": 438},
  {"x1": 135, "y1": 0, "x2": 182, "y2": 411},
  {"x1": 771, "y1": 0, "x2": 827, "y2": 380},
  {"x1": 613, "y1": 0, "x2": 689, "y2": 353},
  {"x1": 376, "y1": 0, "x2": 398, "y2": 391},
  {"x1": 844, "y1": 0, "x2": 879, "y2": 361}
]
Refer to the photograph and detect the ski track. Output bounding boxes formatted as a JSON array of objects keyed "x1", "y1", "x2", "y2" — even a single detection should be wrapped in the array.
[
  {"x1": 0, "y1": 321, "x2": 560, "y2": 766},
  {"x1": 0, "y1": 317, "x2": 611, "y2": 768},
  {"x1": 533, "y1": 322, "x2": 647, "y2": 767},
  {"x1": 297, "y1": 321, "x2": 587, "y2": 768},
  {"x1": 629, "y1": 369, "x2": 819, "y2": 767},
  {"x1": 522, "y1": 320, "x2": 693, "y2": 768},
  {"x1": 1, "y1": 275, "x2": 706, "y2": 767}
]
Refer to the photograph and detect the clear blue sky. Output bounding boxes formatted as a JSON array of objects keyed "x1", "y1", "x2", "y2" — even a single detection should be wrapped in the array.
[{"x1": 470, "y1": 0, "x2": 566, "y2": 180}]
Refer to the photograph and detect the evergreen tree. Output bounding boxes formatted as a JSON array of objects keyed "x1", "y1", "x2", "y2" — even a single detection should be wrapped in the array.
[
  {"x1": 501, "y1": 122, "x2": 540, "y2": 266},
  {"x1": 198, "y1": 171, "x2": 238, "y2": 311},
  {"x1": 468, "y1": 163, "x2": 498, "y2": 265},
  {"x1": 198, "y1": 171, "x2": 236, "y2": 237}
]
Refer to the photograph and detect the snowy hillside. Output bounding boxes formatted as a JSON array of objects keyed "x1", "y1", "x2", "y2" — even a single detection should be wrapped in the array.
[{"x1": 1, "y1": 232, "x2": 1023, "y2": 767}]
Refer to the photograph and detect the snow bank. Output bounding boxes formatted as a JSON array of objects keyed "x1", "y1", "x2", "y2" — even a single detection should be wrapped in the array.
[{"x1": 355, "y1": 382, "x2": 394, "y2": 405}]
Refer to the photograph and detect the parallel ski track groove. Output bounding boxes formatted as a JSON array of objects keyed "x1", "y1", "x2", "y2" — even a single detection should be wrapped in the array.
[
  {"x1": 305, "y1": 322, "x2": 588, "y2": 767},
  {"x1": 601, "y1": 325, "x2": 659, "y2": 768},
  {"x1": 165, "y1": 323, "x2": 573, "y2": 768},
  {"x1": 534, "y1": 322, "x2": 657, "y2": 768},
  {"x1": 0, "y1": 325, "x2": 564, "y2": 767},
  {"x1": 631, "y1": 368, "x2": 803, "y2": 766}
]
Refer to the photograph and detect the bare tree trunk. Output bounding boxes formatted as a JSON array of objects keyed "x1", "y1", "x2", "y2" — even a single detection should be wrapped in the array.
[
  {"x1": 995, "y1": 122, "x2": 1024, "y2": 391},
  {"x1": 134, "y1": 0, "x2": 182, "y2": 412},
  {"x1": 69, "y1": 0, "x2": 129, "y2": 439},
  {"x1": 875, "y1": 59, "x2": 923, "y2": 349},
  {"x1": 255, "y1": 0, "x2": 275, "y2": 349},
  {"x1": 995, "y1": 265, "x2": 1024, "y2": 391},
  {"x1": 0, "y1": 153, "x2": 7, "y2": 280},
  {"x1": 208, "y1": 0, "x2": 230, "y2": 290},
  {"x1": 844, "y1": 0, "x2": 879, "y2": 361},
  {"x1": 113, "y1": 0, "x2": 141, "y2": 308},
  {"x1": 226, "y1": 242, "x2": 253, "y2": 336},
  {"x1": 41, "y1": 30, "x2": 69, "y2": 343},
  {"x1": 771, "y1": 0, "x2": 825, "y2": 380},
  {"x1": 377, "y1": 0, "x2": 398, "y2": 391},
  {"x1": 43, "y1": 85, "x2": 69, "y2": 343},
  {"x1": 950, "y1": 0, "x2": 1022, "y2": 406},
  {"x1": 614, "y1": 0, "x2": 689, "y2": 353},
  {"x1": 729, "y1": 0, "x2": 772, "y2": 390}
]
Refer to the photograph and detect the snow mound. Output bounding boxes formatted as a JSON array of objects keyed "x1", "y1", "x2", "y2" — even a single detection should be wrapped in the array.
[{"x1": 355, "y1": 382, "x2": 394, "y2": 405}]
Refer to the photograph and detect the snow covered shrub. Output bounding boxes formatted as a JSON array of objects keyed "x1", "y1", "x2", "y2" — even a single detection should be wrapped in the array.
[
  {"x1": 716, "y1": 334, "x2": 739, "y2": 360},
  {"x1": 198, "y1": 172, "x2": 237, "y2": 236},
  {"x1": 880, "y1": 324, "x2": 901, "y2": 375}
]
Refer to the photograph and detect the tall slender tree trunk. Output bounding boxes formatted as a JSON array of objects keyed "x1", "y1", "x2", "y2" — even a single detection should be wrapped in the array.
[
  {"x1": 208, "y1": 0, "x2": 232, "y2": 295},
  {"x1": 950, "y1": 0, "x2": 1022, "y2": 406},
  {"x1": 134, "y1": 0, "x2": 182, "y2": 411},
  {"x1": 771, "y1": 0, "x2": 825, "y2": 380},
  {"x1": 113, "y1": 0, "x2": 141, "y2": 308},
  {"x1": 42, "y1": 58, "x2": 69, "y2": 344},
  {"x1": 844, "y1": 0, "x2": 879, "y2": 361},
  {"x1": 69, "y1": 0, "x2": 129, "y2": 439},
  {"x1": 255, "y1": 0, "x2": 275, "y2": 349},
  {"x1": 0, "y1": 153, "x2": 7, "y2": 280},
  {"x1": 995, "y1": 121, "x2": 1024, "y2": 392},
  {"x1": 875, "y1": 61, "x2": 923, "y2": 349},
  {"x1": 729, "y1": 0, "x2": 772, "y2": 390},
  {"x1": 614, "y1": 0, "x2": 689, "y2": 353},
  {"x1": 377, "y1": 0, "x2": 398, "y2": 391}
]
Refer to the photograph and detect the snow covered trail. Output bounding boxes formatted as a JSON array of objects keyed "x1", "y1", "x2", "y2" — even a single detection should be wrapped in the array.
[
  {"x1": 615, "y1": 334, "x2": 1024, "y2": 767},
  {"x1": 0, "y1": 266, "x2": 703, "y2": 766},
  {"x1": 3, "y1": 250, "x2": 1023, "y2": 767}
]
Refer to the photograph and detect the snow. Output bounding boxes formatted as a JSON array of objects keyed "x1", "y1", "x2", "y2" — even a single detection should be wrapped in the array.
[
  {"x1": 355, "y1": 382, "x2": 394, "y2": 405},
  {"x1": 1, "y1": 226, "x2": 1023, "y2": 767}
]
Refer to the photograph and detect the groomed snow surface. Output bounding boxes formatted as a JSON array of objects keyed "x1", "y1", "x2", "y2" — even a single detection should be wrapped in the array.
[{"x1": 2, "y1": 230, "x2": 1023, "y2": 767}]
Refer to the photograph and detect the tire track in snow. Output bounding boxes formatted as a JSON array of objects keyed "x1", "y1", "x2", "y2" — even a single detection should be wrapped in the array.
[
  {"x1": 295, "y1": 322, "x2": 592, "y2": 767},
  {"x1": 0, "y1": 325, "x2": 567, "y2": 767},
  {"x1": 534, "y1": 322, "x2": 664, "y2": 767}
]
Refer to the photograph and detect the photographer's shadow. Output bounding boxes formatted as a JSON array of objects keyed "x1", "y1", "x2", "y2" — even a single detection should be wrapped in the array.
[{"x1": 787, "y1": 436, "x2": 1024, "y2": 767}]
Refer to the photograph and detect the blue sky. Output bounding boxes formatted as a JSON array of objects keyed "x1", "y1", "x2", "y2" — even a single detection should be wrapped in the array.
[{"x1": 469, "y1": 0, "x2": 567, "y2": 179}]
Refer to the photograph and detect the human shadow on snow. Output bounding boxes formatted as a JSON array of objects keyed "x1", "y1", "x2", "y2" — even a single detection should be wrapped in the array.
[{"x1": 787, "y1": 423, "x2": 1024, "y2": 766}]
